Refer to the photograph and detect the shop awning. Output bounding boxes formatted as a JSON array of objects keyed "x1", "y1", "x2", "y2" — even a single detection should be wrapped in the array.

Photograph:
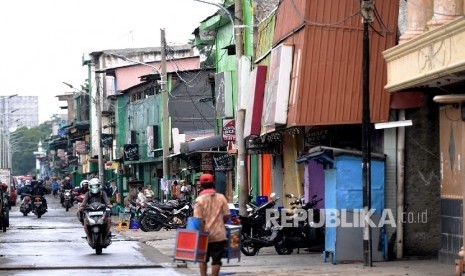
[
  {"x1": 296, "y1": 146, "x2": 386, "y2": 164},
  {"x1": 180, "y1": 135, "x2": 227, "y2": 154}
]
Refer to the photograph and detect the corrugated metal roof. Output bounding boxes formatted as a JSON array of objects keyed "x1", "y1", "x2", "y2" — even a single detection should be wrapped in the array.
[{"x1": 273, "y1": 0, "x2": 398, "y2": 125}]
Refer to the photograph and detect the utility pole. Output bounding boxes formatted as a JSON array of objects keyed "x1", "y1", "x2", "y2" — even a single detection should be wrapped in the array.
[
  {"x1": 161, "y1": 28, "x2": 169, "y2": 202},
  {"x1": 361, "y1": 0, "x2": 374, "y2": 267},
  {"x1": 234, "y1": 0, "x2": 248, "y2": 216},
  {"x1": 95, "y1": 72, "x2": 105, "y2": 185}
]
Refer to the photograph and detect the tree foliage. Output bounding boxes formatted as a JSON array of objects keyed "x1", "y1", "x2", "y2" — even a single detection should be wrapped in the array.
[
  {"x1": 189, "y1": 38, "x2": 215, "y2": 68},
  {"x1": 10, "y1": 123, "x2": 52, "y2": 176}
]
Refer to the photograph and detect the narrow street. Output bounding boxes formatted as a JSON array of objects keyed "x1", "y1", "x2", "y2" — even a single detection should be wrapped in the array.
[
  {"x1": 0, "y1": 194, "x2": 457, "y2": 276},
  {"x1": 0, "y1": 194, "x2": 189, "y2": 276}
]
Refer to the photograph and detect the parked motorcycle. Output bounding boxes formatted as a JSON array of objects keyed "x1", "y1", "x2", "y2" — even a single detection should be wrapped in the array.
[
  {"x1": 62, "y1": 189, "x2": 73, "y2": 211},
  {"x1": 138, "y1": 200, "x2": 193, "y2": 232},
  {"x1": 239, "y1": 192, "x2": 280, "y2": 256},
  {"x1": 272, "y1": 194, "x2": 324, "y2": 255},
  {"x1": 19, "y1": 194, "x2": 33, "y2": 216},
  {"x1": 32, "y1": 195, "x2": 47, "y2": 218},
  {"x1": 83, "y1": 202, "x2": 112, "y2": 255}
]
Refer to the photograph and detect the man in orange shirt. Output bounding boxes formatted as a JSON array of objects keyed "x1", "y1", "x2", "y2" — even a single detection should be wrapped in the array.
[{"x1": 193, "y1": 173, "x2": 230, "y2": 276}]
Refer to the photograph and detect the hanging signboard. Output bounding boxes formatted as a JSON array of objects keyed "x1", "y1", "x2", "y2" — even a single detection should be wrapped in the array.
[
  {"x1": 201, "y1": 152, "x2": 213, "y2": 171},
  {"x1": 304, "y1": 126, "x2": 331, "y2": 149},
  {"x1": 222, "y1": 119, "x2": 236, "y2": 141},
  {"x1": 67, "y1": 156, "x2": 78, "y2": 166},
  {"x1": 124, "y1": 144, "x2": 139, "y2": 161},
  {"x1": 75, "y1": 141, "x2": 87, "y2": 154},
  {"x1": 215, "y1": 71, "x2": 233, "y2": 118},
  {"x1": 213, "y1": 153, "x2": 234, "y2": 171},
  {"x1": 246, "y1": 139, "x2": 280, "y2": 155},
  {"x1": 100, "y1": 134, "x2": 113, "y2": 148}
]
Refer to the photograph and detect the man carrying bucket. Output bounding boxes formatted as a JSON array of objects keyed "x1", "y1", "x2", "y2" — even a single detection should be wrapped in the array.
[{"x1": 193, "y1": 173, "x2": 230, "y2": 276}]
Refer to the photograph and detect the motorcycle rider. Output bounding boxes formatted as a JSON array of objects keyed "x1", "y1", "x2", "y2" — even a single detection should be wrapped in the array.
[
  {"x1": 31, "y1": 179, "x2": 47, "y2": 210},
  {"x1": 76, "y1": 180, "x2": 89, "y2": 225},
  {"x1": 75, "y1": 180, "x2": 89, "y2": 195},
  {"x1": 60, "y1": 176, "x2": 73, "y2": 204},
  {"x1": 78, "y1": 178, "x2": 112, "y2": 242}
]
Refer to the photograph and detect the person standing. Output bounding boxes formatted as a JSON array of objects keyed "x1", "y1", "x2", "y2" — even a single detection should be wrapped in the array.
[
  {"x1": 193, "y1": 173, "x2": 230, "y2": 276},
  {"x1": 136, "y1": 186, "x2": 147, "y2": 206},
  {"x1": 110, "y1": 182, "x2": 118, "y2": 197},
  {"x1": 144, "y1": 184, "x2": 154, "y2": 202},
  {"x1": 51, "y1": 178, "x2": 60, "y2": 198}
]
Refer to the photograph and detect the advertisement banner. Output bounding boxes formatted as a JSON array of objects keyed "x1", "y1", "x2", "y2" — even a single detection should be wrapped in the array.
[
  {"x1": 222, "y1": 119, "x2": 236, "y2": 141},
  {"x1": 201, "y1": 152, "x2": 213, "y2": 171}
]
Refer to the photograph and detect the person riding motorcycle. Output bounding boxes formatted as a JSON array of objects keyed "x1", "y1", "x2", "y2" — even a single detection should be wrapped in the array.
[
  {"x1": 31, "y1": 179, "x2": 47, "y2": 210},
  {"x1": 75, "y1": 180, "x2": 89, "y2": 195},
  {"x1": 76, "y1": 180, "x2": 90, "y2": 224},
  {"x1": 60, "y1": 176, "x2": 73, "y2": 204},
  {"x1": 78, "y1": 178, "x2": 112, "y2": 240}
]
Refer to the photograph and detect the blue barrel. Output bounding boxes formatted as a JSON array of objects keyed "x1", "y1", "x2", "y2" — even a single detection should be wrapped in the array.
[
  {"x1": 187, "y1": 217, "x2": 201, "y2": 230},
  {"x1": 129, "y1": 219, "x2": 139, "y2": 229},
  {"x1": 256, "y1": 196, "x2": 269, "y2": 206}
]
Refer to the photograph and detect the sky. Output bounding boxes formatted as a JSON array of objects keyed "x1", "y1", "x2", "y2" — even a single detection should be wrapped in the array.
[{"x1": 0, "y1": 0, "x2": 218, "y2": 123}]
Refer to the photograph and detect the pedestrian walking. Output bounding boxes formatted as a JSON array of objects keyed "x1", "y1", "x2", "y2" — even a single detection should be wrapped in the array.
[{"x1": 193, "y1": 173, "x2": 230, "y2": 276}]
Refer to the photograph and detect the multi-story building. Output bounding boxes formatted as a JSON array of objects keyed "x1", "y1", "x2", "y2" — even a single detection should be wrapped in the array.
[{"x1": 1, "y1": 96, "x2": 39, "y2": 131}]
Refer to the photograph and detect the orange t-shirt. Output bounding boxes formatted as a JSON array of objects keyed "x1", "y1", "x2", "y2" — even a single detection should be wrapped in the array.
[{"x1": 194, "y1": 189, "x2": 229, "y2": 242}]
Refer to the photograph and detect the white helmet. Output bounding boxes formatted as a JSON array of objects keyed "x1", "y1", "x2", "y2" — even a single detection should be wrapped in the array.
[
  {"x1": 88, "y1": 178, "x2": 101, "y2": 194},
  {"x1": 80, "y1": 180, "x2": 89, "y2": 188}
]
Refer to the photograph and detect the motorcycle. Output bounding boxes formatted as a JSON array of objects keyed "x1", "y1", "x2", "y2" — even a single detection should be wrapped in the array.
[
  {"x1": 32, "y1": 195, "x2": 47, "y2": 218},
  {"x1": 239, "y1": 192, "x2": 280, "y2": 256},
  {"x1": 19, "y1": 194, "x2": 33, "y2": 216},
  {"x1": 84, "y1": 202, "x2": 111, "y2": 255},
  {"x1": 138, "y1": 200, "x2": 193, "y2": 232},
  {"x1": 272, "y1": 194, "x2": 324, "y2": 255},
  {"x1": 83, "y1": 202, "x2": 112, "y2": 255},
  {"x1": 62, "y1": 189, "x2": 73, "y2": 211}
]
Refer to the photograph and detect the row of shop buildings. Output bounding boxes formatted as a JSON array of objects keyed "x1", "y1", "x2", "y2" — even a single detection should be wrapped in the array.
[{"x1": 37, "y1": 0, "x2": 465, "y2": 266}]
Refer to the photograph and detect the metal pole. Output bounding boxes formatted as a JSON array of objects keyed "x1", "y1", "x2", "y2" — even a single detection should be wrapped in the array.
[
  {"x1": 234, "y1": 0, "x2": 248, "y2": 217},
  {"x1": 361, "y1": 0, "x2": 374, "y2": 267},
  {"x1": 161, "y1": 29, "x2": 169, "y2": 202},
  {"x1": 96, "y1": 74, "x2": 105, "y2": 185}
]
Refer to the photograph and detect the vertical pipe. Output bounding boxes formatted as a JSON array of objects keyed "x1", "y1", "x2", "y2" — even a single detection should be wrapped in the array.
[{"x1": 396, "y1": 109, "x2": 406, "y2": 259}]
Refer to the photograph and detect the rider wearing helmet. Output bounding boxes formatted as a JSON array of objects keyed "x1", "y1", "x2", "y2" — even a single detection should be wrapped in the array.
[
  {"x1": 79, "y1": 178, "x2": 112, "y2": 239},
  {"x1": 76, "y1": 180, "x2": 89, "y2": 225},
  {"x1": 60, "y1": 176, "x2": 74, "y2": 204},
  {"x1": 31, "y1": 179, "x2": 48, "y2": 210},
  {"x1": 76, "y1": 180, "x2": 89, "y2": 195}
]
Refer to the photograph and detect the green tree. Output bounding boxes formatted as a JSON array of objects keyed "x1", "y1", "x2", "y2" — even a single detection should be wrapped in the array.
[
  {"x1": 189, "y1": 38, "x2": 215, "y2": 68},
  {"x1": 10, "y1": 122, "x2": 52, "y2": 176}
]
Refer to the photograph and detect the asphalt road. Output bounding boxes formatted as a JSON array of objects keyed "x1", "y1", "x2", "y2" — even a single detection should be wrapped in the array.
[{"x1": 0, "y1": 194, "x2": 188, "y2": 276}]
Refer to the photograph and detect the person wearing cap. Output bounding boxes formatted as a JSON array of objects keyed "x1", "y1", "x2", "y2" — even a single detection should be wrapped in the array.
[{"x1": 193, "y1": 173, "x2": 230, "y2": 276}]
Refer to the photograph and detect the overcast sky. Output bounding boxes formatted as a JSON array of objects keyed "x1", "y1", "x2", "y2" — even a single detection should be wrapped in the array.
[{"x1": 0, "y1": 0, "x2": 218, "y2": 123}]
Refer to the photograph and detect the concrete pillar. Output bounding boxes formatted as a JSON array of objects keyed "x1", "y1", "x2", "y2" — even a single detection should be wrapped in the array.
[
  {"x1": 427, "y1": 0, "x2": 463, "y2": 30},
  {"x1": 399, "y1": 0, "x2": 433, "y2": 44}
]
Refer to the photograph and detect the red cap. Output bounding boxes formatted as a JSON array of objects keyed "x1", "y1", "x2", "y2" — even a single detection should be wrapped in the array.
[{"x1": 199, "y1": 173, "x2": 214, "y2": 185}]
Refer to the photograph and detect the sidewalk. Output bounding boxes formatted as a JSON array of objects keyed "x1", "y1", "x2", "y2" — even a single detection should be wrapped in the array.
[{"x1": 112, "y1": 223, "x2": 456, "y2": 275}]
